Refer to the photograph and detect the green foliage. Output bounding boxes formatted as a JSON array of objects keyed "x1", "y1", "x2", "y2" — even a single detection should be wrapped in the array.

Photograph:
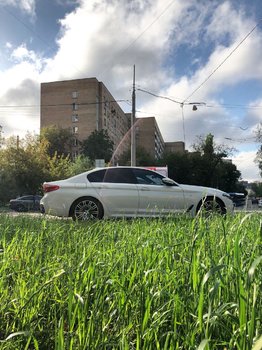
[
  {"x1": 45, "y1": 152, "x2": 72, "y2": 181},
  {"x1": 41, "y1": 126, "x2": 76, "y2": 158},
  {"x1": 81, "y1": 129, "x2": 114, "y2": 162},
  {"x1": 0, "y1": 214, "x2": 261, "y2": 349},
  {"x1": 0, "y1": 134, "x2": 49, "y2": 200},
  {"x1": 118, "y1": 146, "x2": 155, "y2": 166},
  {"x1": 251, "y1": 182, "x2": 262, "y2": 197},
  {"x1": 161, "y1": 134, "x2": 241, "y2": 192},
  {"x1": 0, "y1": 133, "x2": 85, "y2": 203},
  {"x1": 68, "y1": 155, "x2": 93, "y2": 176}
]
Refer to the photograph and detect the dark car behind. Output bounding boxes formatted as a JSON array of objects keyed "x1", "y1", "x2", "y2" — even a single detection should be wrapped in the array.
[
  {"x1": 9, "y1": 195, "x2": 42, "y2": 212},
  {"x1": 228, "y1": 192, "x2": 246, "y2": 207}
]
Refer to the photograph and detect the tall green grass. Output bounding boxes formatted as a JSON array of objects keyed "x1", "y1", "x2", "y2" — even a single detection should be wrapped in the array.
[{"x1": 0, "y1": 213, "x2": 261, "y2": 349}]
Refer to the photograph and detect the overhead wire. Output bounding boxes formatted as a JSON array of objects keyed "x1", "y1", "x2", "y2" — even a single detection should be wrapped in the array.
[
  {"x1": 137, "y1": 87, "x2": 262, "y2": 109},
  {"x1": 183, "y1": 19, "x2": 262, "y2": 103},
  {"x1": 100, "y1": 0, "x2": 177, "y2": 76}
]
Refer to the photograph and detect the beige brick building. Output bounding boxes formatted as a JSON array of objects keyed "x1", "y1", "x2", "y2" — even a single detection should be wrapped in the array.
[
  {"x1": 135, "y1": 117, "x2": 165, "y2": 160},
  {"x1": 40, "y1": 77, "x2": 185, "y2": 163},
  {"x1": 41, "y1": 78, "x2": 131, "y2": 159}
]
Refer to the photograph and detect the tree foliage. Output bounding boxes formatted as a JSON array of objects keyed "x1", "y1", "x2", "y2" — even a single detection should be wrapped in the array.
[
  {"x1": 118, "y1": 146, "x2": 155, "y2": 166},
  {"x1": 68, "y1": 155, "x2": 93, "y2": 177},
  {"x1": 0, "y1": 133, "x2": 75, "y2": 203},
  {"x1": 81, "y1": 129, "x2": 114, "y2": 162},
  {"x1": 160, "y1": 134, "x2": 241, "y2": 192},
  {"x1": 251, "y1": 182, "x2": 262, "y2": 197},
  {"x1": 41, "y1": 126, "x2": 76, "y2": 158}
]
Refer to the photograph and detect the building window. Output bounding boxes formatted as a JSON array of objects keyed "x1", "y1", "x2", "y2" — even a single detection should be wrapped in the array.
[
  {"x1": 72, "y1": 114, "x2": 79, "y2": 122},
  {"x1": 72, "y1": 91, "x2": 78, "y2": 99},
  {"x1": 72, "y1": 102, "x2": 78, "y2": 111},
  {"x1": 73, "y1": 126, "x2": 78, "y2": 134}
]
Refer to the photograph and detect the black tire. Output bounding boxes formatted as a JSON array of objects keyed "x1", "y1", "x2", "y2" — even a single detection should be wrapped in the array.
[
  {"x1": 197, "y1": 197, "x2": 226, "y2": 216},
  {"x1": 71, "y1": 197, "x2": 104, "y2": 221}
]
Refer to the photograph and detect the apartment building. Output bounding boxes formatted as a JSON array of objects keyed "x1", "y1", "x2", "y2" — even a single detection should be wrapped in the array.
[
  {"x1": 135, "y1": 117, "x2": 165, "y2": 160},
  {"x1": 40, "y1": 78, "x2": 131, "y2": 159},
  {"x1": 40, "y1": 77, "x2": 184, "y2": 162}
]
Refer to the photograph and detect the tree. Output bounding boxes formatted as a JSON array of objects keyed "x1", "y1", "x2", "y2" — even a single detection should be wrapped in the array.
[
  {"x1": 0, "y1": 133, "x2": 72, "y2": 203},
  {"x1": 191, "y1": 133, "x2": 236, "y2": 188},
  {"x1": 159, "y1": 134, "x2": 241, "y2": 192},
  {"x1": 159, "y1": 151, "x2": 193, "y2": 184},
  {"x1": 81, "y1": 129, "x2": 114, "y2": 162},
  {"x1": 68, "y1": 155, "x2": 93, "y2": 176},
  {"x1": 118, "y1": 146, "x2": 155, "y2": 166},
  {"x1": 251, "y1": 182, "x2": 262, "y2": 197},
  {"x1": 41, "y1": 126, "x2": 76, "y2": 158}
]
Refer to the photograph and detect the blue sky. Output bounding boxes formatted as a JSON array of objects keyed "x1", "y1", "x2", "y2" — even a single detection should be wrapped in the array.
[{"x1": 0, "y1": 0, "x2": 261, "y2": 181}]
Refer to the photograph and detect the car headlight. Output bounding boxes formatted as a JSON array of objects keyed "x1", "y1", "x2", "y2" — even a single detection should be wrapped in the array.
[{"x1": 223, "y1": 193, "x2": 233, "y2": 201}]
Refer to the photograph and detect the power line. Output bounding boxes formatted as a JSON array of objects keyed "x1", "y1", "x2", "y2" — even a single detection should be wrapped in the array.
[
  {"x1": 137, "y1": 88, "x2": 182, "y2": 104},
  {"x1": 183, "y1": 19, "x2": 262, "y2": 103},
  {"x1": 0, "y1": 99, "x2": 130, "y2": 109},
  {"x1": 138, "y1": 87, "x2": 262, "y2": 110},
  {"x1": 100, "y1": 0, "x2": 177, "y2": 77}
]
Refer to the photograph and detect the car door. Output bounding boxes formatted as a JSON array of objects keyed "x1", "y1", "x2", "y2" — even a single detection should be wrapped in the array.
[
  {"x1": 132, "y1": 168, "x2": 185, "y2": 216},
  {"x1": 87, "y1": 168, "x2": 139, "y2": 216},
  {"x1": 21, "y1": 195, "x2": 34, "y2": 210}
]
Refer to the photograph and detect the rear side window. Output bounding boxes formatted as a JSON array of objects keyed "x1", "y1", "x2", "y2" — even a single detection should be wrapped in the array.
[
  {"x1": 87, "y1": 168, "x2": 136, "y2": 184},
  {"x1": 87, "y1": 169, "x2": 106, "y2": 182}
]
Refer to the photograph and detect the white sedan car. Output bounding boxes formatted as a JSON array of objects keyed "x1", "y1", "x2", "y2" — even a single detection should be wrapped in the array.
[{"x1": 40, "y1": 166, "x2": 234, "y2": 220}]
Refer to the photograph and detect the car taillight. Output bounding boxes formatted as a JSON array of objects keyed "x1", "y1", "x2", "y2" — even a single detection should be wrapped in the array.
[{"x1": 43, "y1": 184, "x2": 60, "y2": 193}]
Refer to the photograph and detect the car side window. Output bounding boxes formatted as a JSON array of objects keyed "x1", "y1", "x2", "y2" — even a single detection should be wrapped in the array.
[
  {"x1": 87, "y1": 168, "x2": 136, "y2": 184},
  {"x1": 103, "y1": 168, "x2": 136, "y2": 183},
  {"x1": 87, "y1": 169, "x2": 106, "y2": 182},
  {"x1": 132, "y1": 168, "x2": 164, "y2": 185},
  {"x1": 21, "y1": 196, "x2": 33, "y2": 200}
]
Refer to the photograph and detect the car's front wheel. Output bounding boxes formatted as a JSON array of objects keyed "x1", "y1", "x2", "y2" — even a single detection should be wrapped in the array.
[
  {"x1": 197, "y1": 197, "x2": 226, "y2": 216},
  {"x1": 71, "y1": 197, "x2": 104, "y2": 221}
]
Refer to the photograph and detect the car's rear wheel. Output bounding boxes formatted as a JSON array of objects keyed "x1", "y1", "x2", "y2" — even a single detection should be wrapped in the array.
[
  {"x1": 197, "y1": 197, "x2": 226, "y2": 216},
  {"x1": 71, "y1": 197, "x2": 104, "y2": 221}
]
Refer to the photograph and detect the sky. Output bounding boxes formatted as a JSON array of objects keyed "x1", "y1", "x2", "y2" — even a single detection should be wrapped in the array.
[{"x1": 0, "y1": 0, "x2": 261, "y2": 182}]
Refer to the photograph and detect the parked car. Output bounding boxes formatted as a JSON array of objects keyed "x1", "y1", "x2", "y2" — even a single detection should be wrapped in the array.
[
  {"x1": 228, "y1": 192, "x2": 246, "y2": 207},
  {"x1": 251, "y1": 197, "x2": 258, "y2": 205},
  {"x1": 9, "y1": 195, "x2": 42, "y2": 212},
  {"x1": 258, "y1": 199, "x2": 262, "y2": 208},
  {"x1": 40, "y1": 167, "x2": 234, "y2": 221}
]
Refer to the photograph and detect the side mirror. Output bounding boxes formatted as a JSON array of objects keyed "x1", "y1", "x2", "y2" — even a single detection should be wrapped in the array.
[{"x1": 162, "y1": 177, "x2": 176, "y2": 186}]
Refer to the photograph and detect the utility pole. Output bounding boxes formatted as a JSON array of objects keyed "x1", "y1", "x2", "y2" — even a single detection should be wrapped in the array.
[{"x1": 131, "y1": 65, "x2": 136, "y2": 166}]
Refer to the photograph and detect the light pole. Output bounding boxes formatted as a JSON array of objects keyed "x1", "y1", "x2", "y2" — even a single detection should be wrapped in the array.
[{"x1": 131, "y1": 65, "x2": 136, "y2": 166}]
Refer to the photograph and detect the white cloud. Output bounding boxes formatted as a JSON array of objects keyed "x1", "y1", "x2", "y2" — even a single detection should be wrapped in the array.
[
  {"x1": 232, "y1": 150, "x2": 260, "y2": 182},
  {"x1": 10, "y1": 43, "x2": 43, "y2": 69},
  {"x1": 5, "y1": 42, "x2": 12, "y2": 49},
  {"x1": 0, "y1": 0, "x2": 35, "y2": 15}
]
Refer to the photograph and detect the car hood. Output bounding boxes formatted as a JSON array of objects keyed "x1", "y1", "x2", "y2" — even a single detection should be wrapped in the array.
[{"x1": 179, "y1": 184, "x2": 226, "y2": 196}]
